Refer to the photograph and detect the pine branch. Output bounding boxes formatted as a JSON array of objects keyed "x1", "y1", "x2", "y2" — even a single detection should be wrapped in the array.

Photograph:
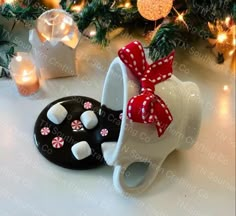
[
  {"x1": 233, "y1": 3, "x2": 236, "y2": 21},
  {"x1": 0, "y1": 2, "x2": 46, "y2": 21},
  {"x1": 74, "y1": 0, "x2": 144, "y2": 45},
  {"x1": 0, "y1": 25, "x2": 15, "y2": 78},
  {"x1": 148, "y1": 23, "x2": 186, "y2": 61},
  {"x1": 60, "y1": 0, "x2": 67, "y2": 10},
  {"x1": 187, "y1": 0, "x2": 235, "y2": 22}
]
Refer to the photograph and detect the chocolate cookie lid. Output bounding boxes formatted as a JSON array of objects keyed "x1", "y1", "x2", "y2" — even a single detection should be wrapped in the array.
[{"x1": 34, "y1": 96, "x2": 122, "y2": 169}]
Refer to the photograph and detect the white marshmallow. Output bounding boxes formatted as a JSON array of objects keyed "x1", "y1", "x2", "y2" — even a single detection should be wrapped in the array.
[
  {"x1": 71, "y1": 141, "x2": 92, "y2": 160},
  {"x1": 47, "y1": 103, "x2": 68, "y2": 125},
  {"x1": 80, "y1": 111, "x2": 98, "y2": 130}
]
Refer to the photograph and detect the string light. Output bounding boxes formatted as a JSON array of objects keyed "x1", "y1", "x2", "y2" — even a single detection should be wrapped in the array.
[
  {"x1": 124, "y1": 2, "x2": 131, "y2": 8},
  {"x1": 176, "y1": 13, "x2": 184, "y2": 22},
  {"x1": 217, "y1": 33, "x2": 227, "y2": 43},
  {"x1": 223, "y1": 85, "x2": 229, "y2": 92},
  {"x1": 173, "y1": 7, "x2": 188, "y2": 30},
  {"x1": 225, "y1": 16, "x2": 231, "y2": 27},
  {"x1": 71, "y1": 5, "x2": 83, "y2": 12},
  {"x1": 89, "y1": 30, "x2": 96, "y2": 37},
  {"x1": 124, "y1": 0, "x2": 131, "y2": 8},
  {"x1": 15, "y1": 55, "x2": 22, "y2": 62},
  {"x1": 208, "y1": 17, "x2": 235, "y2": 67},
  {"x1": 4, "y1": 0, "x2": 15, "y2": 4},
  {"x1": 229, "y1": 49, "x2": 235, "y2": 56},
  {"x1": 71, "y1": 0, "x2": 86, "y2": 12}
]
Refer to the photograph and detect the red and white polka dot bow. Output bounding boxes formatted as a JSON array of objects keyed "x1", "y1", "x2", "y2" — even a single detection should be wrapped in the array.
[{"x1": 118, "y1": 41, "x2": 174, "y2": 137}]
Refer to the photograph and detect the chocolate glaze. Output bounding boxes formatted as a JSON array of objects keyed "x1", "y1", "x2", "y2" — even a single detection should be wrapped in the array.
[{"x1": 34, "y1": 96, "x2": 122, "y2": 169}]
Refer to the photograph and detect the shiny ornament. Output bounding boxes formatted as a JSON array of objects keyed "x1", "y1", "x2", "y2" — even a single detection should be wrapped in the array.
[{"x1": 137, "y1": 0, "x2": 173, "y2": 21}]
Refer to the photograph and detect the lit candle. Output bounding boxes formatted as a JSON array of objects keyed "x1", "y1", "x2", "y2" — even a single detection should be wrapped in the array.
[{"x1": 10, "y1": 52, "x2": 40, "y2": 96}]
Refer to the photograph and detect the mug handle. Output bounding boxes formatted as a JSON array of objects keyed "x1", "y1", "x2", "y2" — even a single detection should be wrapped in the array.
[{"x1": 113, "y1": 159, "x2": 165, "y2": 195}]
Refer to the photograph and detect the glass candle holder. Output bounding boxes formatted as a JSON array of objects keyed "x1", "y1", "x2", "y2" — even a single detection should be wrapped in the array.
[{"x1": 10, "y1": 52, "x2": 40, "y2": 96}]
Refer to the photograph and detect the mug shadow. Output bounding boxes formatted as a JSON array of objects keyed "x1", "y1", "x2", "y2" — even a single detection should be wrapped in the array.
[
  {"x1": 57, "y1": 150, "x2": 190, "y2": 197},
  {"x1": 143, "y1": 150, "x2": 190, "y2": 197},
  {"x1": 90, "y1": 150, "x2": 190, "y2": 197}
]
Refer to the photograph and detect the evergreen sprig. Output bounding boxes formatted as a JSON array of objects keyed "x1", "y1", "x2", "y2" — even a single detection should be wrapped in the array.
[
  {"x1": 73, "y1": 0, "x2": 143, "y2": 46},
  {"x1": 0, "y1": 2, "x2": 46, "y2": 21},
  {"x1": 187, "y1": 0, "x2": 235, "y2": 22},
  {"x1": 148, "y1": 23, "x2": 186, "y2": 61},
  {"x1": 0, "y1": 0, "x2": 235, "y2": 78},
  {"x1": 0, "y1": 25, "x2": 15, "y2": 78},
  {"x1": 60, "y1": 0, "x2": 67, "y2": 10}
]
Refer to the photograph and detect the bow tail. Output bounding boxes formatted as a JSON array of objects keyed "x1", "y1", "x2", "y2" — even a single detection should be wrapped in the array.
[{"x1": 154, "y1": 96, "x2": 173, "y2": 137}]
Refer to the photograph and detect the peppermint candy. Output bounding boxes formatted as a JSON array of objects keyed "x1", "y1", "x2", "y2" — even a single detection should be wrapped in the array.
[
  {"x1": 52, "y1": 137, "x2": 64, "y2": 149},
  {"x1": 71, "y1": 120, "x2": 83, "y2": 131},
  {"x1": 84, "y1": 101, "x2": 92, "y2": 110},
  {"x1": 41, "y1": 127, "x2": 50, "y2": 136},
  {"x1": 100, "y1": 128, "x2": 109, "y2": 137}
]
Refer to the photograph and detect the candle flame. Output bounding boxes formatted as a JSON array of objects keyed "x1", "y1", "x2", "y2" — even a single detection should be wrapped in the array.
[
  {"x1": 23, "y1": 70, "x2": 29, "y2": 76},
  {"x1": 22, "y1": 70, "x2": 31, "y2": 82}
]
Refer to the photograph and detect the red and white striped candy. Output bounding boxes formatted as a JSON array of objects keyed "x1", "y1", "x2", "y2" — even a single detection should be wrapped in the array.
[
  {"x1": 71, "y1": 120, "x2": 83, "y2": 131},
  {"x1": 52, "y1": 137, "x2": 64, "y2": 149},
  {"x1": 41, "y1": 127, "x2": 50, "y2": 136},
  {"x1": 100, "y1": 128, "x2": 109, "y2": 137},
  {"x1": 84, "y1": 101, "x2": 92, "y2": 110}
]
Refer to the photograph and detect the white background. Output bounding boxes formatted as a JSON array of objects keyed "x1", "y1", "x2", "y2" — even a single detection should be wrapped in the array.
[{"x1": 0, "y1": 19, "x2": 235, "y2": 216}]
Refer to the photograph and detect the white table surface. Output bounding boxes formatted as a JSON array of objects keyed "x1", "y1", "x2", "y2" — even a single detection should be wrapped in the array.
[{"x1": 0, "y1": 24, "x2": 235, "y2": 216}]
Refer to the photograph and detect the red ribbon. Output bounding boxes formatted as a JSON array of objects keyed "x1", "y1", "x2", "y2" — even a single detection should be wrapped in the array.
[{"x1": 118, "y1": 41, "x2": 174, "y2": 137}]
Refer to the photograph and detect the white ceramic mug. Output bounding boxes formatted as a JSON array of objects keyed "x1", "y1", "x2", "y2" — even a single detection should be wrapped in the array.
[{"x1": 101, "y1": 57, "x2": 202, "y2": 195}]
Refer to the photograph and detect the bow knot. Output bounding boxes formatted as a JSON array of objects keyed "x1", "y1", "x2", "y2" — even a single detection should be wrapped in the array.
[
  {"x1": 140, "y1": 79, "x2": 155, "y2": 93},
  {"x1": 118, "y1": 41, "x2": 175, "y2": 137}
]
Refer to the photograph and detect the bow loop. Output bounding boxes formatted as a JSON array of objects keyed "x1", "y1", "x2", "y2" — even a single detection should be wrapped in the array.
[
  {"x1": 118, "y1": 41, "x2": 175, "y2": 137},
  {"x1": 119, "y1": 41, "x2": 148, "y2": 78},
  {"x1": 145, "y1": 52, "x2": 175, "y2": 85}
]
